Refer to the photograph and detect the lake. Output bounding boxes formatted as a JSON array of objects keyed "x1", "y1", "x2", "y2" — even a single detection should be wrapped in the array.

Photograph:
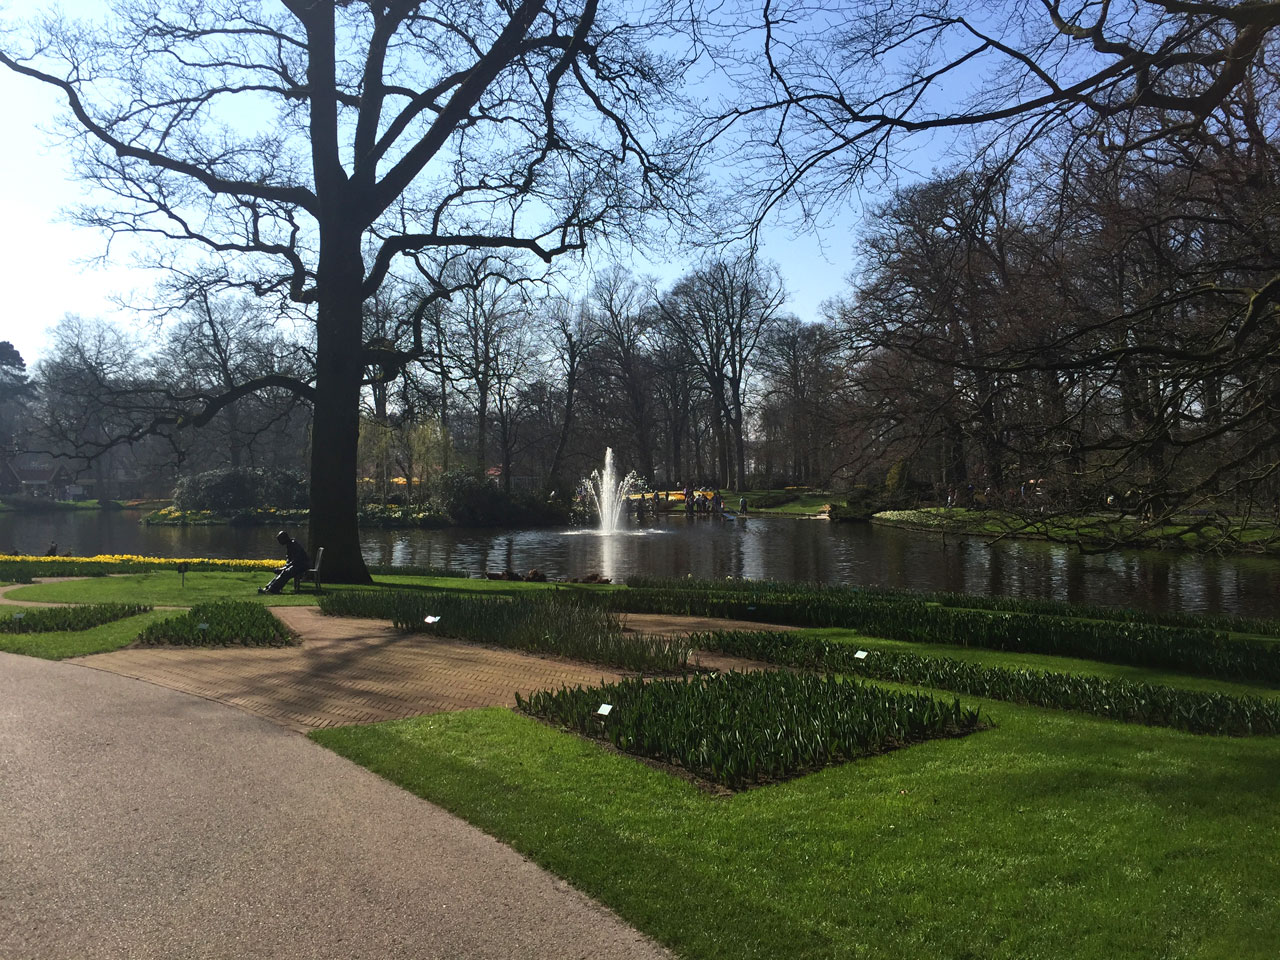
[{"x1": 3, "y1": 509, "x2": 1280, "y2": 618}]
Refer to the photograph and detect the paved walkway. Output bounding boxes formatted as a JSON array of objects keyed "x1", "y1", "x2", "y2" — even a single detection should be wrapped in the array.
[
  {"x1": 78, "y1": 608, "x2": 630, "y2": 732},
  {"x1": 0, "y1": 652, "x2": 672, "y2": 960},
  {"x1": 75, "y1": 608, "x2": 771, "y2": 732},
  {"x1": 1, "y1": 579, "x2": 778, "y2": 957}
]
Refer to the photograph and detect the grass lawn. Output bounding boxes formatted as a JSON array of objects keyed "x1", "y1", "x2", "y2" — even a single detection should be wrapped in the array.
[
  {"x1": 313, "y1": 699, "x2": 1280, "y2": 960},
  {"x1": 4, "y1": 571, "x2": 616, "y2": 607},
  {"x1": 753, "y1": 493, "x2": 832, "y2": 516},
  {"x1": 873, "y1": 507, "x2": 1280, "y2": 552},
  {"x1": 801, "y1": 627, "x2": 1280, "y2": 698},
  {"x1": 737, "y1": 490, "x2": 834, "y2": 516},
  {"x1": 0, "y1": 610, "x2": 177, "y2": 659}
]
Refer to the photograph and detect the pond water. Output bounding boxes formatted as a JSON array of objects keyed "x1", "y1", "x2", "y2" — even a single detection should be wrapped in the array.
[{"x1": 4, "y1": 509, "x2": 1280, "y2": 618}]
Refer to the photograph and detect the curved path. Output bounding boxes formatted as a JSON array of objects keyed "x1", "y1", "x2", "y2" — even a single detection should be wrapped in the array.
[
  {"x1": 2, "y1": 578, "x2": 774, "y2": 958},
  {"x1": 0, "y1": 652, "x2": 672, "y2": 960}
]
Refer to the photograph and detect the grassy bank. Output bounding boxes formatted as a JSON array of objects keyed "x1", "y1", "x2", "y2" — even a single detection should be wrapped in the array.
[{"x1": 872, "y1": 507, "x2": 1280, "y2": 553}]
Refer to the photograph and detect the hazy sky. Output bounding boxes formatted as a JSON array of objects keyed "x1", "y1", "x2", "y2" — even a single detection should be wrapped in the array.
[{"x1": 0, "y1": 1, "x2": 869, "y2": 370}]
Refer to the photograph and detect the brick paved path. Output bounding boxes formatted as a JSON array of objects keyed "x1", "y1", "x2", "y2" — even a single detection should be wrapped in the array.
[{"x1": 77, "y1": 607, "x2": 771, "y2": 732}]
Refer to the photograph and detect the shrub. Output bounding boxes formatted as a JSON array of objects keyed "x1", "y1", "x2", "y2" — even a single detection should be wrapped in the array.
[
  {"x1": 0, "y1": 603, "x2": 151, "y2": 632},
  {"x1": 689, "y1": 630, "x2": 1280, "y2": 737},
  {"x1": 516, "y1": 671, "x2": 986, "y2": 789},
  {"x1": 173, "y1": 467, "x2": 309, "y2": 512},
  {"x1": 137, "y1": 601, "x2": 295, "y2": 647},
  {"x1": 429, "y1": 469, "x2": 568, "y2": 527},
  {"x1": 320, "y1": 589, "x2": 690, "y2": 672}
]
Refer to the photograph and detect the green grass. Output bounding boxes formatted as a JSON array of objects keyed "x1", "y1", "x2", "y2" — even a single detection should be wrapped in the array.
[
  {"x1": 0, "y1": 610, "x2": 176, "y2": 659},
  {"x1": 313, "y1": 702, "x2": 1280, "y2": 960},
  {"x1": 803, "y1": 627, "x2": 1280, "y2": 700},
  {"x1": 5, "y1": 571, "x2": 616, "y2": 607},
  {"x1": 873, "y1": 507, "x2": 1280, "y2": 552},
  {"x1": 740, "y1": 490, "x2": 833, "y2": 516}
]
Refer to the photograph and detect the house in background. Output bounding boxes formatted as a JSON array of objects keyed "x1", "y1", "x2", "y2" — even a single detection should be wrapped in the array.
[{"x1": 2, "y1": 462, "x2": 78, "y2": 499}]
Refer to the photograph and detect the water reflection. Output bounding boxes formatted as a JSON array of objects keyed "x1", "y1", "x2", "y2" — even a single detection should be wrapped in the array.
[{"x1": 4, "y1": 509, "x2": 1280, "y2": 618}]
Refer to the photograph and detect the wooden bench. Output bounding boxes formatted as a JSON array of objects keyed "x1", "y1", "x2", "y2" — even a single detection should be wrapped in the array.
[{"x1": 293, "y1": 546, "x2": 324, "y2": 594}]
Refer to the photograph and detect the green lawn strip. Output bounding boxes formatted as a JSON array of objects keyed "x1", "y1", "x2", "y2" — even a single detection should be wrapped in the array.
[
  {"x1": 313, "y1": 705, "x2": 1280, "y2": 960},
  {"x1": 0, "y1": 610, "x2": 177, "y2": 659},
  {"x1": 873, "y1": 508, "x2": 1280, "y2": 552},
  {"x1": 801, "y1": 627, "x2": 1280, "y2": 700},
  {"x1": 5, "y1": 571, "x2": 618, "y2": 607},
  {"x1": 750, "y1": 493, "x2": 832, "y2": 516}
]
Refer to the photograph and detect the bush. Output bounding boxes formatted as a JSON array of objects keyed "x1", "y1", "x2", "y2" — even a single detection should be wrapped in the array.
[
  {"x1": 429, "y1": 469, "x2": 568, "y2": 527},
  {"x1": 173, "y1": 467, "x2": 309, "y2": 512},
  {"x1": 691, "y1": 630, "x2": 1280, "y2": 737},
  {"x1": 137, "y1": 601, "x2": 295, "y2": 647},
  {"x1": 319, "y1": 589, "x2": 690, "y2": 672},
  {"x1": 0, "y1": 603, "x2": 151, "y2": 632},
  {"x1": 517, "y1": 671, "x2": 986, "y2": 789}
]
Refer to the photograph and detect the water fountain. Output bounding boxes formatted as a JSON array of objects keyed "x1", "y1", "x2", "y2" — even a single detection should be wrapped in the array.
[{"x1": 584, "y1": 447, "x2": 640, "y2": 534}]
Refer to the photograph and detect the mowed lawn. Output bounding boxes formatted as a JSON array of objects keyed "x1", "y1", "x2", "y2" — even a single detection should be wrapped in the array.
[
  {"x1": 0, "y1": 610, "x2": 177, "y2": 658},
  {"x1": 314, "y1": 698, "x2": 1280, "y2": 960},
  {"x1": 3, "y1": 571, "x2": 611, "y2": 607}
]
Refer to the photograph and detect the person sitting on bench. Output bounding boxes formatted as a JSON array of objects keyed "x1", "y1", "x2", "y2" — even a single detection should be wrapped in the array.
[{"x1": 259, "y1": 530, "x2": 311, "y2": 595}]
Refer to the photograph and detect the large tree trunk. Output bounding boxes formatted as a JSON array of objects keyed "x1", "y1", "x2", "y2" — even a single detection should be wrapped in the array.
[{"x1": 307, "y1": 240, "x2": 372, "y2": 584}]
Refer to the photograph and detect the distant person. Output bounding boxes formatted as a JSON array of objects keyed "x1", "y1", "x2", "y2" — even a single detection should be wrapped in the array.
[
  {"x1": 739, "y1": 496, "x2": 747, "y2": 515},
  {"x1": 259, "y1": 530, "x2": 311, "y2": 595},
  {"x1": 44, "y1": 541, "x2": 57, "y2": 557}
]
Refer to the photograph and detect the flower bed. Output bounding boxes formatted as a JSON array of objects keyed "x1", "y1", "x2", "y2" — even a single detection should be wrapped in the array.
[
  {"x1": 517, "y1": 671, "x2": 987, "y2": 789},
  {"x1": 136, "y1": 601, "x2": 295, "y2": 647},
  {"x1": 0, "y1": 603, "x2": 152, "y2": 633},
  {"x1": 612, "y1": 579, "x2": 1280, "y2": 683},
  {"x1": 689, "y1": 630, "x2": 1280, "y2": 736},
  {"x1": 320, "y1": 589, "x2": 690, "y2": 672}
]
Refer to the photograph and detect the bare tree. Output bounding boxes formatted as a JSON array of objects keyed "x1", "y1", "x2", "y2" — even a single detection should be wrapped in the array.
[
  {"x1": 587, "y1": 265, "x2": 659, "y2": 478},
  {"x1": 2, "y1": 0, "x2": 703, "y2": 580},
  {"x1": 659, "y1": 254, "x2": 785, "y2": 490}
]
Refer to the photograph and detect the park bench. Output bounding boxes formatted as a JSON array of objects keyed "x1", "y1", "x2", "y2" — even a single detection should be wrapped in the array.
[{"x1": 293, "y1": 546, "x2": 324, "y2": 594}]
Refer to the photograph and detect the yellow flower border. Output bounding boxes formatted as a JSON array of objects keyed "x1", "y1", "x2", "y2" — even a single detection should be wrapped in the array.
[{"x1": 0, "y1": 553, "x2": 278, "y2": 570}]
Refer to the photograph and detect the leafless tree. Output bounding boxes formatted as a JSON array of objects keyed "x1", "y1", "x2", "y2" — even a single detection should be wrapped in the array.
[{"x1": 2, "y1": 0, "x2": 704, "y2": 579}]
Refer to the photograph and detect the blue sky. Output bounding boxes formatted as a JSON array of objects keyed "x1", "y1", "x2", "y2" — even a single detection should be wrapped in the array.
[{"x1": 0, "y1": 0, "x2": 875, "y2": 369}]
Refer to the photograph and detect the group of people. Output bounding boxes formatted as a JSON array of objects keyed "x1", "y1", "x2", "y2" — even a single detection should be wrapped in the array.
[
  {"x1": 624, "y1": 493, "x2": 664, "y2": 518},
  {"x1": 681, "y1": 485, "x2": 747, "y2": 517}
]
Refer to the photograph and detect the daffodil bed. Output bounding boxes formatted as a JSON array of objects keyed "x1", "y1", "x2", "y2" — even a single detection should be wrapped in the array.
[{"x1": 0, "y1": 554, "x2": 278, "y2": 584}]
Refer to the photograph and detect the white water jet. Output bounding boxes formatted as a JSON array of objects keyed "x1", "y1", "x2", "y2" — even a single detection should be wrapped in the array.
[{"x1": 584, "y1": 447, "x2": 640, "y2": 533}]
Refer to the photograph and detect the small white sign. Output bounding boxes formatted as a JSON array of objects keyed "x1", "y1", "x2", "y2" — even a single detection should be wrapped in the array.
[
  {"x1": 197, "y1": 622, "x2": 209, "y2": 630},
  {"x1": 854, "y1": 650, "x2": 869, "y2": 659},
  {"x1": 12, "y1": 612, "x2": 24, "y2": 621},
  {"x1": 596, "y1": 703, "x2": 613, "y2": 717},
  {"x1": 423, "y1": 615, "x2": 441, "y2": 624}
]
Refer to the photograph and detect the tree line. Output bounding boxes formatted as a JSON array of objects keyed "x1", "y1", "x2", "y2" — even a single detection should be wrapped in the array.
[{"x1": 7, "y1": 1, "x2": 1280, "y2": 574}]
